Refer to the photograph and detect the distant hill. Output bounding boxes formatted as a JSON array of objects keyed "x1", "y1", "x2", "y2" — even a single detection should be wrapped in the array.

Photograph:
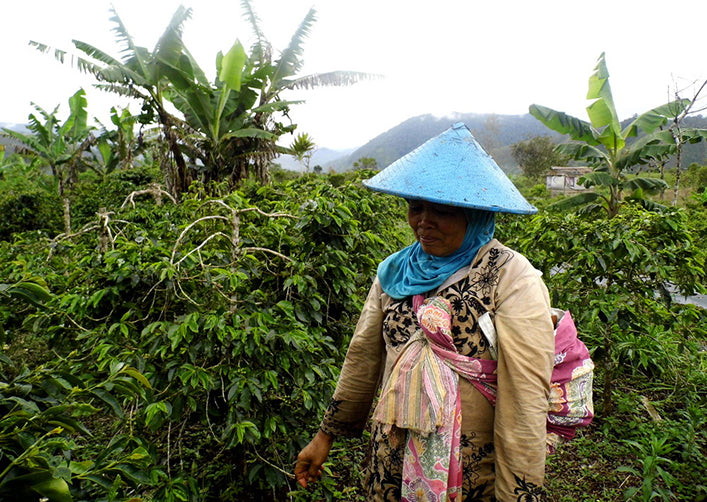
[
  {"x1": 324, "y1": 113, "x2": 564, "y2": 173},
  {"x1": 322, "y1": 112, "x2": 707, "y2": 174},
  {"x1": 0, "y1": 123, "x2": 29, "y2": 153},
  {"x1": 275, "y1": 146, "x2": 357, "y2": 172}
]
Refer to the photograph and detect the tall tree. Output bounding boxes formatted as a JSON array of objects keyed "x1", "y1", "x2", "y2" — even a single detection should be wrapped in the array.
[
  {"x1": 511, "y1": 136, "x2": 570, "y2": 182},
  {"x1": 89, "y1": 106, "x2": 146, "y2": 178},
  {"x1": 165, "y1": 0, "x2": 375, "y2": 186},
  {"x1": 33, "y1": 2, "x2": 375, "y2": 191},
  {"x1": 1, "y1": 89, "x2": 95, "y2": 234},
  {"x1": 1, "y1": 90, "x2": 94, "y2": 196},
  {"x1": 663, "y1": 79, "x2": 707, "y2": 205},
  {"x1": 31, "y1": 6, "x2": 195, "y2": 197},
  {"x1": 529, "y1": 53, "x2": 706, "y2": 218},
  {"x1": 352, "y1": 157, "x2": 379, "y2": 170}
]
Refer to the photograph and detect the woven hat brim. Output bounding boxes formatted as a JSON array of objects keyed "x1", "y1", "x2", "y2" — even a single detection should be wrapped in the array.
[{"x1": 363, "y1": 122, "x2": 538, "y2": 215}]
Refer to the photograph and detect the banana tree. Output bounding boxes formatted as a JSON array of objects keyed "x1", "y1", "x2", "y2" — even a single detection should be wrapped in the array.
[
  {"x1": 162, "y1": 0, "x2": 374, "y2": 186},
  {"x1": 157, "y1": 37, "x2": 285, "y2": 187},
  {"x1": 31, "y1": 6, "x2": 194, "y2": 197},
  {"x1": 32, "y1": 2, "x2": 374, "y2": 190},
  {"x1": 1, "y1": 89, "x2": 94, "y2": 198},
  {"x1": 530, "y1": 52, "x2": 698, "y2": 218},
  {"x1": 87, "y1": 106, "x2": 150, "y2": 178}
]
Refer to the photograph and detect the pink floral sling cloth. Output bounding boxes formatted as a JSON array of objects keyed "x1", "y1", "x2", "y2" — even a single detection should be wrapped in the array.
[
  {"x1": 545, "y1": 310, "x2": 595, "y2": 451},
  {"x1": 373, "y1": 295, "x2": 497, "y2": 501}
]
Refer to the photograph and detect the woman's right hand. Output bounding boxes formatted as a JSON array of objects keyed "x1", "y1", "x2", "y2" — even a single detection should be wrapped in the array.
[{"x1": 294, "y1": 430, "x2": 334, "y2": 488}]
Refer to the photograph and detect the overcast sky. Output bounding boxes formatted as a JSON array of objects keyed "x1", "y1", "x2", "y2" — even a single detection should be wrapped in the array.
[{"x1": 3, "y1": 0, "x2": 707, "y2": 149}]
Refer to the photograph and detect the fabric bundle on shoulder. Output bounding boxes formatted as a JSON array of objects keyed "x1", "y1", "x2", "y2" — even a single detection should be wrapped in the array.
[
  {"x1": 373, "y1": 296, "x2": 498, "y2": 432},
  {"x1": 478, "y1": 307, "x2": 595, "y2": 452},
  {"x1": 546, "y1": 310, "x2": 595, "y2": 450}
]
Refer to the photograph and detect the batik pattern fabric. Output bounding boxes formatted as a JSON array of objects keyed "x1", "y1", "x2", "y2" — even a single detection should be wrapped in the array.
[
  {"x1": 373, "y1": 295, "x2": 497, "y2": 501},
  {"x1": 319, "y1": 240, "x2": 555, "y2": 501},
  {"x1": 545, "y1": 311, "x2": 595, "y2": 451}
]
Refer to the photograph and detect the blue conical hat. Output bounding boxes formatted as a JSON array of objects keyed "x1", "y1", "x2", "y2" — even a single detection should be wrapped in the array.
[{"x1": 363, "y1": 122, "x2": 537, "y2": 214}]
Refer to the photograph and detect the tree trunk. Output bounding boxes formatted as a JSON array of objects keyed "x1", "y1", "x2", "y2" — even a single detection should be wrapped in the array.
[
  {"x1": 673, "y1": 163, "x2": 682, "y2": 206},
  {"x1": 658, "y1": 160, "x2": 666, "y2": 200},
  {"x1": 98, "y1": 207, "x2": 109, "y2": 253},
  {"x1": 672, "y1": 131, "x2": 683, "y2": 206},
  {"x1": 157, "y1": 110, "x2": 191, "y2": 200},
  {"x1": 63, "y1": 198, "x2": 71, "y2": 236},
  {"x1": 602, "y1": 329, "x2": 614, "y2": 416}
]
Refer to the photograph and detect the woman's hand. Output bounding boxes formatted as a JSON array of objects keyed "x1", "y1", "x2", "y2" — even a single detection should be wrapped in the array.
[{"x1": 294, "y1": 430, "x2": 334, "y2": 488}]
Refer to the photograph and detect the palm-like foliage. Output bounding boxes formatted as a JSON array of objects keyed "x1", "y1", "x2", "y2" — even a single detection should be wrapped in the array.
[
  {"x1": 1, "y1": 89, "x2": 94, "y2": 197},
  {"x1": 31, "y1": 6, "x2": 194, "y2": 103},
  {"x1": 289, "y1": 133, "x2": 316, "y2": 172},
  {"x1": 529, "y1": 53, "x2": 705, "y2": 218},
  {"x1": 88, "y1": 106, "x2": 151, "y2": 177},
  {"x1": 32, "y1": 1, "x2": 375, "y2": 192},
  {"x1": 31, "y1": 6, "x2": 195, "y2": 197},
  {"x1": 165, "y1": 0, "x2": 375, "y2": 186}
]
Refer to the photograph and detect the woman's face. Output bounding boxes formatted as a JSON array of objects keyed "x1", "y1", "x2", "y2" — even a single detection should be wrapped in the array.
[{"x1": 407, "y1": 200, "x2": 467, "y2": 257}]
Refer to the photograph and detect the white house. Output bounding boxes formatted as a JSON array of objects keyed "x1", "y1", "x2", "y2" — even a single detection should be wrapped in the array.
[{"x1": 546, "y1": 166, "x2": 593, "y2": 194}]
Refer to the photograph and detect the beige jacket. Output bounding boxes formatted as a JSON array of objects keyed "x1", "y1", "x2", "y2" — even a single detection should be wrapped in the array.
[{"x1": 320, "y1": 239, "x2": 555, "y2": 501}]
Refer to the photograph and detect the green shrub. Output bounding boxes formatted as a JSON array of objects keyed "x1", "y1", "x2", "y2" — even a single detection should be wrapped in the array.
[
  {"x1": 1, "y1": 174, "x2": 407, "y2": 500},
  {"x1": 69, "y1": 165, "x2": 162, "y2": 227},
  {"x1": 0, "y1": 177, "x2": 62, "y2": 240},
  {"x1": 2, "y1": 171, "x2": 705, "y2": 500},
  {"x1": 503, "y1": 205, "x2": 707, "y2": 500}
]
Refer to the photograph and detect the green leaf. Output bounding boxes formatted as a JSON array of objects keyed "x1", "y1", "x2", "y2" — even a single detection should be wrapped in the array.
[
  {"x1": 581, "y1": 171, "x2": 618, "y2": 188},
  {"x1": 53, "y1": 465, "x2": 72, "y2": 482},
  {"x1": 83, "y1": 474, "x2": 112, "y2": 490},
  {"x1": 529, "y1": 104, "x2": 597, "y2": 144},
  {"x1": 31, "y1": 476, "x2": 73, "y2": 502},
  {"x1": 555, "y1": 143, "x2": 607, "y2": 164},
  {"x1": 630, "y1": 198, "x2": 668, "y2": 212},
  {"x1": 622, "y1": 99, "x2": 691, "y2": 138},
  {"x1": 70, "y1": 460, "x2": 95, "y2": 475},
  {"x1": 232, "y1": 420, "x2": 260, "y2": 444},
  {"x1": 624, "y1": 177, "x2": 668, "y2": 193},
  {"x1": 145, "y1": 401, "x2": 172, "y2": 430},
  {"x1": 219, "y1": 40, "x2": 247, "y2": 91},
  {"x1": 7, "y1": 396, "x2": 40, "y2": 413},
  {"x1": 121, "y1": 367, "x2": 152, "y2": 389},
  {"x1": 548, "y1": 192, "x2": 603, "y2": 212},
  {"x1": 2, "y1": 280, "x2": 52, "y2": 307},
  {"x1": 251, "y1": 99, "x2": 304, "y2": 114},
  {"x1": 585, "y1": 53, "x2": 623, "y2": 151},
  {"x1": 91, "y1": 388, "x2": 123, "y2": 418},
  {"x1": 65, "y1": 88, "x2": 90, "y2": 139},
  {"x1": 615, "y1": 138, "x2": 674, "y2": 170},
  {"x1": 220, "y1": 128, "x2": 279, "y2": 141},
  {"x1": 126, "y1": 446, "x2": 151, "y2": 462},
  {"x1": 111, "y1": 463, "x2": 151, "y2": 484}
]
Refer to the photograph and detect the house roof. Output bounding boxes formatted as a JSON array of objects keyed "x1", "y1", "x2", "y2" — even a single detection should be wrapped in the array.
[{"x1": 549, "y1": 166, "x2": 593, "y2": 176}]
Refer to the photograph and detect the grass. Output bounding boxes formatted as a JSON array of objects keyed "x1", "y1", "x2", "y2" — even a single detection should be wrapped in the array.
[{"x1": 547, "y1": 426, "x2": 634, "y2": 501}]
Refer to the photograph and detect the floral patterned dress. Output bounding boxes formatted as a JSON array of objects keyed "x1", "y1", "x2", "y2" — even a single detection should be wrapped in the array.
[{"x1": 319, "y1": 240, "x2": 555, "y2": 502}]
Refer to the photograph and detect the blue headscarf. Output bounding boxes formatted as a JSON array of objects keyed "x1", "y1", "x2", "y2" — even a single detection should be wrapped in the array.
[{"x1": 377, "y1": 209, "x2": 495, "y2": 299}]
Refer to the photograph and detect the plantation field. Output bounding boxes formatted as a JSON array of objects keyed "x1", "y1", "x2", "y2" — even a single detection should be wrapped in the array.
[
  {"x1": 1, "y1": 7, "x2": 706, "y2": 498},
  {"x1": 0, "y1": 169, "x2": 705, "y2": 501}
]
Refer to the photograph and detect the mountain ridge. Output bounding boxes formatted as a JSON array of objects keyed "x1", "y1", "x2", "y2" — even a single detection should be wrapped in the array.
[
  {"x1": 319, "y1": 112, "x2": 707, "y2": 174},
  {"x1": 320, "y1": 112, "x2": 564, "y2": 173}
]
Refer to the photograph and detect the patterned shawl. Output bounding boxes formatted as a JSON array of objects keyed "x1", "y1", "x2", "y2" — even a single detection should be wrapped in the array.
[{"x1": 373, "y1": 295, "x2": 497, "y2": 501}]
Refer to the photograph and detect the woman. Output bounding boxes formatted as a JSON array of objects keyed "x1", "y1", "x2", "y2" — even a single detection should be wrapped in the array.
[{"x1": 295, "y1": 123, "x2": 555, "y2": 501}]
